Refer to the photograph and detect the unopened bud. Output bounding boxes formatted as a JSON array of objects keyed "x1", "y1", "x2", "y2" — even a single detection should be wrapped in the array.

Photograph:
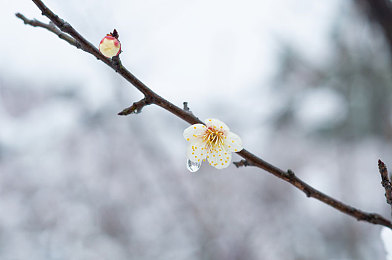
[{"x1": 99, "y1": 35, "x2": 121, "y2": 58}]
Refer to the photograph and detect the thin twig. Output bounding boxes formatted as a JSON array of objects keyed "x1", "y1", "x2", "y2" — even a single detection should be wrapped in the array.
[
  {"x1": 16, "y1": 0, "x2": 392, "y2": 229},
  {"x1": 118, "y1": 97, "x2": 153, "y2": 115},
  {"x1": 233, "y1": 160, "x2": 253, "y2": 168},
  {"x1": 378, "y1": 159, "x2": 392, "y2": 218},
  {"x1": 15, "y1": 13, "x2": 80, "y2": 48},
  {"x1": 183, "y1": 102, "x2": 190, "y2": 112}
]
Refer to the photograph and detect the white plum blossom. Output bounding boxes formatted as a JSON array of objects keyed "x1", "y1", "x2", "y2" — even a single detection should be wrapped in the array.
[
  {"x1": 183, "y1": 118, "x2": 243, "y2": 169},
  {"x1": 381, "y1": 227, "x2": 392, "y2": 260}
]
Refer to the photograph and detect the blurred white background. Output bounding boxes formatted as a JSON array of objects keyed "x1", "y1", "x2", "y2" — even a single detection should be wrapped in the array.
[{"x1": 1, "y1": 0, "x2": 392, "y2": 259}]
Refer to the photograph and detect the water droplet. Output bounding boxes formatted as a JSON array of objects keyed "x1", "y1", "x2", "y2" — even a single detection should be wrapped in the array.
[{"x1": 186, "y1": 159, "x2": 201, "y2": 172}]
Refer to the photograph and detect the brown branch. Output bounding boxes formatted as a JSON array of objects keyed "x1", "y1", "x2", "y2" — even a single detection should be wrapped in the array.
[
  {"x1": 238, "y1": 151, "x2": 392, "y2": 227},
  {"x1": 118, "y1": 97, "x2": 153, "y2": 115},
  {"x1": 378, "y1": 159, "x2": 392, "y2": 217},
  {"x1": 233, "y1": 159, "x2": 253, "y2": 168},
  {"x1": 16, "y1": 0, "x2": 392, "y2": 229},
  {"x1": 15, "y1": 13, "x2": 80, "y2": 49}
]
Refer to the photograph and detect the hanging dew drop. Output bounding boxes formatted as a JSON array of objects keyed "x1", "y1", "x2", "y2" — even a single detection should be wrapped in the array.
[{"x1": 186, "y1": 159, "x2": 201, "y2": 172}]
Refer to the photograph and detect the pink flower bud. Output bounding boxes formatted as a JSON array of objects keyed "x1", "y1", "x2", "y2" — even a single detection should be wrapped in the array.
[{"x1": 99, "y1": 35, "x2": 121, "y2": 58}]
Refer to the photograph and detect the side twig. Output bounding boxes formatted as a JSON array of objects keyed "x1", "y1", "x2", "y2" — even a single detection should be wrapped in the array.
[
  {"x1": 16, "y1": 0, "x2": 392, "y2": 229},
  {"x1": 183, "y1": 102, "x2": 190, "y2": 112},
  {"x1": 233, "y1": 159, "x2": 253, "y2": 168},
  {"x1": 118, "y1": 97, "x2": 153, "y2": 115},
  {"x1": 378, "y1": 159, "x2": 392, "y2": 218},
  {"x1": 15, "y1": 13, "x2": 80, "y2": 48}
]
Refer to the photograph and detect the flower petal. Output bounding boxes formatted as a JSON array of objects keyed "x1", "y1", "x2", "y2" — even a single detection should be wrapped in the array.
[
  {"x1": 183, "y1": 124, "x2": 207, "y2": 143},
  {"x1": 207, "y1": 146, "x2": 232, "y2": 169},
  {"x1": 186, "y1": 140, "x2": 208, "y2": 163},
  {"x1": 224, "y1": 131, "x2": 243, "y2": 152},
  {"x1": 205, "y1": 118, "x2": 230, "y2": 133}
]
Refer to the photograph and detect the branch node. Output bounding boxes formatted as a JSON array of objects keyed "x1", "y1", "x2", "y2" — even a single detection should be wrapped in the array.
[
  {"x1": 180, "y1": 101, "x2": 203, "y2": 122},
  {"x1": 287, "y1": 169, "x2": 295, "y2": 177},
  {"x1": 233, "y1": 160, "x2": 253, "y2": 168},
  {"x1": 303, "y1": 187, "x2": 312, "y2": 198},
  {"x1": 111, "y1": 56, "x2": 122, "y2": 72},
  {"x1": 378, "y1": 159, "x2": 392, "y2": 212},
  {"x1": 183, "y1": 102, "x2": 190, "y2": 112},
  {"x1": 118, "y1": 97, "x2": 152, "y2": 115},
  {"x1": 60, "y1": 21, "x2": 71, "y2": 32}
]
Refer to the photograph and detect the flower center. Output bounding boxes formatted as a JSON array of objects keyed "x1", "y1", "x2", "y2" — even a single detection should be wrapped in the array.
[{"x1": 203, "y1": 127, "x2": 224, "y2": 151}]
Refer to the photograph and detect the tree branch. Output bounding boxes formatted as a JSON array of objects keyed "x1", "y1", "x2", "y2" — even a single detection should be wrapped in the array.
[
  {"x1": 378, "y1": 159, "x2": 392, "y2": 218},
  {"x1": 16, "y1": 0, "x2": 392, "y2": 229},
  {"x1": 118, "y1": 97, "x2": 153, "y2": 115},
  {"x1": 233, "y1": 159, "x2": 253, "y2": 168},
  {"x1": 15, "y1": 13, "x2": 80, "y2": 48}
]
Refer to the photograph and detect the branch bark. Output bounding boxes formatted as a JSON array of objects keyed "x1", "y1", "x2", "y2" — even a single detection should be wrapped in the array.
[
  {"x1": 16, "y1": 0, "x2": 392, "y2": 229},
  {"x1": 15, "y1": 13, "x2": 80, "y2": 48},
  {"x1": 378, "y1": 159, "x2": 392, "y2": 218},
  {"x1": 118, "y1": 97, "x2": 153, "y2": 115}
]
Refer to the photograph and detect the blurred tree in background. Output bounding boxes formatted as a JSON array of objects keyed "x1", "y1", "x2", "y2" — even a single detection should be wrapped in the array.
[{"x1": 273, "y1": 1, "x2": 392, "y2": 141}]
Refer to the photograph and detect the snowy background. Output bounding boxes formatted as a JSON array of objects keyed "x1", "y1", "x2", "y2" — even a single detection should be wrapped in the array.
[{"x1": 1, "y1": 0, "x2": 392, "y2": 259}]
